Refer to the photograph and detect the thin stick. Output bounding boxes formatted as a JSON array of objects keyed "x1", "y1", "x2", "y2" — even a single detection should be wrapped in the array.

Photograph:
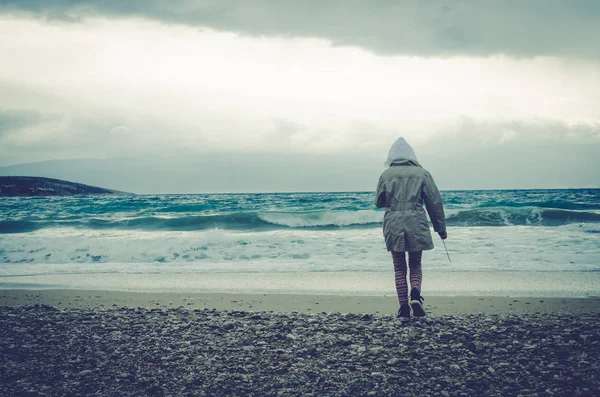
[{"x1": 442, "y1": 239, "x2": 451, "y2": 262}]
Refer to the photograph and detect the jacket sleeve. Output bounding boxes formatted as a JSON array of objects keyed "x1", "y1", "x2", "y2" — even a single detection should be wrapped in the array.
[
  {"x1": 375, "y1": 175, "x2": 386, "y2": 208},
  {"x1": 422, "y1": 172, "x2": 446, "y2": 233}
]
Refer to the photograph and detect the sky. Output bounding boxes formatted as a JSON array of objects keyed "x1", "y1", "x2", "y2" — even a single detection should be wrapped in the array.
[{"x1": 0, "y1": 1, "x2": 599, "y2": 192}]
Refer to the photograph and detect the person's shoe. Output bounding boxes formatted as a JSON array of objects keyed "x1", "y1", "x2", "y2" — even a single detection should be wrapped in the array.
[
  {"x1": 410, "y1": 288, "x2": 426, "y2": 317},
  {"x1": 397, "y1": 304, "x2": 411, "y2": 321}
]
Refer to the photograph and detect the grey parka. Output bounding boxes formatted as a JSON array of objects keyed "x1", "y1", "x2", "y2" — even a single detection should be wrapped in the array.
[{"x1": 375, "y1": 159, "x2": 446, "y2": 252}]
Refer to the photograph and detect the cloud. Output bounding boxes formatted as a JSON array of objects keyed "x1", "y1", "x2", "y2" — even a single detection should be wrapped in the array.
[
  {"x1": 0, "y1": 108, "x2": 50, "y2": 136},
  {"x1": 2, "y1": 107, "x2": 599, "y2": 190},
  {"x1": 0, "y1": 108, "x2": 141, "y2": 163},
  {"x1": 417, "y1": 119, "x2": 600, "y2": 189},
  {"x1": 429, "y1": 118, "x2": 600, "y2": 146},
  {"x1": 3, "y1": 120, "x2": 599, "y2": 192},
  {"x1": 1, "y1": 18, "x2": 598, "y2": 146},
  {"x1": 1, "y1": 0, "x2": 600, "y2": 58}
]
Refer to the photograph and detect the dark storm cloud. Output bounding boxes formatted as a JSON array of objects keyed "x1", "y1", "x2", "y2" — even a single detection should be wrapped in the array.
[{"x1": 1, "y1": 0, "x2": 599, "y2": 58}]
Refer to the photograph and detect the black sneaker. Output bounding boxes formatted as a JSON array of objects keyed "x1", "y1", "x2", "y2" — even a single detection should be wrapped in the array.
[
  {"x1": 397, "y1": 304, "x2": 410, "y2": 321},
  {"x1": 410, "y1": 288, "x2": 426, "y2": 317}
]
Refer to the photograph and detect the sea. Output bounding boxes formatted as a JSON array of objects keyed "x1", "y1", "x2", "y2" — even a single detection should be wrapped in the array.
[{"x1": 1, "y1": 189, "x2": 599, "y2": 295}]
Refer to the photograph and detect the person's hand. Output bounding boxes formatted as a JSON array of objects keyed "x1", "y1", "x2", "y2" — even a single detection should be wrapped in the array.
[{"x1": 438, "y1": 230, "x2": 447, "y2": 240}]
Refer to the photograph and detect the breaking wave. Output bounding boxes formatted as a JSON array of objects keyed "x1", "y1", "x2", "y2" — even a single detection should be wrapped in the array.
[{"x1": 2, "y1": 207, "x2": 599, "y2": 234}]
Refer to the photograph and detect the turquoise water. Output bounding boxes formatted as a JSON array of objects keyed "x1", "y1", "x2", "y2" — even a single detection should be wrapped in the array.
[{"x1": 1, "y1": 189, "x2": 599, "y2": 276}]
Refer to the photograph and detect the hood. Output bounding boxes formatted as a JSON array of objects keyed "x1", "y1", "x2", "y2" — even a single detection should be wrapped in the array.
[{"x1": 384, "y1": 137, "x2": 420, "y2": 167}]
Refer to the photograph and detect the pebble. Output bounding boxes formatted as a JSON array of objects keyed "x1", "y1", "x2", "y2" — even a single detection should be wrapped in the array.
[
  {"x1": 387, "y1": 358, "x2": 400, "y2": 366},
  {"x1": 0, "y1": 306, "x2": 599, "y2": 396}
]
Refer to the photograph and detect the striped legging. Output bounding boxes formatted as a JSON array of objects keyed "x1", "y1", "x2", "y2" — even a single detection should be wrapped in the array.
[{"x1": 392, "y1": 250, "x2": 423, "y2": 306}]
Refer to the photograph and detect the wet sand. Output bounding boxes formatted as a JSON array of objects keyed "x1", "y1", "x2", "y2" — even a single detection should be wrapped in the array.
[
  {"x1": 2, "y1": 271, "x2": 600, "y2": 298},
  {"x1": 1, "y1": 289, "x2": 599, "y2": 315}
]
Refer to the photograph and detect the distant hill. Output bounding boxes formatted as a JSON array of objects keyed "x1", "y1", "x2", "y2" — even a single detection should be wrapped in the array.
[{"x1": 0, "y1": 176, "x2": 128, "y2": 196}]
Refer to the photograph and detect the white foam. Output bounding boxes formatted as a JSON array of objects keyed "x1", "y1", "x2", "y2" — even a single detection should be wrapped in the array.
[{"x1": 1, "y1": 224, "x2": 599, "y2": 277}]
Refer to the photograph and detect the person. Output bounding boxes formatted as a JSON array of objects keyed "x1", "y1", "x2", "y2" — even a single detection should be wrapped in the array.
[{"x1": 375, "y1": 137, "x2": 447, "y2": 320}]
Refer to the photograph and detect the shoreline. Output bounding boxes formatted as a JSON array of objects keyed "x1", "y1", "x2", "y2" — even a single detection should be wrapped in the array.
[
  {"x1": 1, "y1": 271, "x2": 599, "y2": 298},
  {"x1": 2, "y1": 289, "x2": 599, "y2": 315}
]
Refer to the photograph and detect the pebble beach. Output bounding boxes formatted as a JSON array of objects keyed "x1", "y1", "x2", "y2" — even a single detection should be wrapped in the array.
[{"x1": 2, "y1": 296, "x2": 599, "y2": 396}]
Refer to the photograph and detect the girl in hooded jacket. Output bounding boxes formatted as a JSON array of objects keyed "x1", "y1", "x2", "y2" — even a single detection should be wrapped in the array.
[{"x1": 376, "y1": 138, "x2": 447, "y2": 320}]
